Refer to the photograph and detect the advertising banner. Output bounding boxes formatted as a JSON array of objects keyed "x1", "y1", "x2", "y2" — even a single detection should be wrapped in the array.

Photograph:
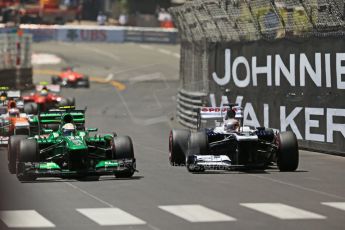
[
  {"x1": 57, "y1": 29, "x2": 125, "y2": 42},
  {"x1": 209, "y1": 38, "x2": 345, "y2": 154}
]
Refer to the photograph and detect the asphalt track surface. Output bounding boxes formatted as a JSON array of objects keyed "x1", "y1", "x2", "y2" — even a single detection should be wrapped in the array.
[{"x1": 0, "y1": 42, "x2": 345, "y2": 230}]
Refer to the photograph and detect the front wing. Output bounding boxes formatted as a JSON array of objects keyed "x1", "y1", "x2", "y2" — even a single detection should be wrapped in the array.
[{"x1": 17, "y1": 159, "x2": 136, "y2": 178}]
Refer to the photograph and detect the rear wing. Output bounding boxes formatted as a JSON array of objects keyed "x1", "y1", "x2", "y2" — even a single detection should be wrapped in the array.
[
  {"x1": 199, "y1": 107, "x2": 228, "y2": 120},
  {"x1": 36, "y1": 85, "x2": 61, "y2": 93},
  {"x1": 30, "y1": 110, "x2": 85, "y2": 125},
  {"x1": 7, "y1": 90, "x2": 21, "y2": 99}
]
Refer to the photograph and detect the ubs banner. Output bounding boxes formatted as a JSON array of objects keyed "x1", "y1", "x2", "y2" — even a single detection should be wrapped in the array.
[{"x1": 208, "y1": 38, "x2": 345, "y2": 154}]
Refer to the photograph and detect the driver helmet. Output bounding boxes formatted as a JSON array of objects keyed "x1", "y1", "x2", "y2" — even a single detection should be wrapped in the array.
[
  {"x1": 40, "y1": 88, "x2": 48, "y2": 96},
  {"x1": 0, "y1": 92, "x2": 7, "y2": 102},
  {"x1": 224, "y1": 119, "x2": 239, "y2": 132},
  {"x1": 62, "y1": 123, "x2": 75, "y2": 136},
  {"x1": 8, "y1": 108, "x2": 20, "y2": 117}
]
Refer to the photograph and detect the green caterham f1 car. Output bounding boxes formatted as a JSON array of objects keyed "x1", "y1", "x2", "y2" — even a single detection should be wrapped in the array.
[{"x1": 8, "y1": 108, "x2": 136, "y2": 181}]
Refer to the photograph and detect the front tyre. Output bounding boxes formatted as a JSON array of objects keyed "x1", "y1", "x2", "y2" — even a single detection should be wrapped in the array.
[
  {"x1": 16, "y1": 139, "x2": 38, "y2": 182},
  {"x1": 186, "y1": 132, "x2": 208, "y2": 173},
  {"x1": 169, "y1": 129, "x2": 190, "y2": 166},
  {"x1": 8, "y1": 135, "x2": 28, "y2": 174},
  {"x1": 51, "y1": 76, "x2": 60, "y2": 85},
  {"x1": 112, "y1": 136, "x2": 135, "y2": 178},
  {"x1": 277, "y1": 131, "x2": 299, "y2": 172},
  {"x1": 24, "y1": 102, "x2": 38, "y2": 115}
]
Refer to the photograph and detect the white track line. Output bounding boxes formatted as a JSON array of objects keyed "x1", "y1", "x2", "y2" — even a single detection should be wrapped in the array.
[
  {"x1": 240, "y1": 203, "x2": 326, "y2": 220},
  {"x1": 77, "y1": 208, "x2": 146, "y2": 226},
  {"x1": 159, "y1": 205, "x2": 236, "y2": 222},
  {"x1": 0, "y1": 210, "x2": 55, "y2": 228},
  {"x1": 322, "y1": 202, "x2": 345, "y2": 211}
]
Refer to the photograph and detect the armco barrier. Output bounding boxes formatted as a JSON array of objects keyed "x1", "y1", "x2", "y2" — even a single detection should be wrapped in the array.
[
  {"x1": 176, "y1": 88, "x2": 207, "y2": 129},
  {"x1": 0, "y1": 33, "x2": 33, "y2": 89},
  {"x1": 209, "y1": 38, "x2": 345, "y2": 155},
  {"x1": 16, "y1": 24, "x2": 179, "y2": 44}
]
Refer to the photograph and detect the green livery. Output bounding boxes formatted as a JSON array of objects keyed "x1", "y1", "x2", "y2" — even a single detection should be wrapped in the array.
[{"x1": 8, "y1": 108, "x2": 136, "y2": 181}]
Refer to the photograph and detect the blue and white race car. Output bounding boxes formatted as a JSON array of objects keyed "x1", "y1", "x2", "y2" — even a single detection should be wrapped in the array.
[{"x1": 169, "y1": 104, "x2": 299, "y2": 172}]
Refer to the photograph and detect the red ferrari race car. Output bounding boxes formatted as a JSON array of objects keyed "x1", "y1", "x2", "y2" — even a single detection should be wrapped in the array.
[
  {"x1": 51, "y1": 67, "x2": 90, "y2": 88},
  {"x1": 23, "y1": 84, "x2": 75, "y2": 114}
]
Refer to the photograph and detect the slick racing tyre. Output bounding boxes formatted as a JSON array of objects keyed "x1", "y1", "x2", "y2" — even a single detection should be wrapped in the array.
[
  {"x1": 8, "y1": 135, "x2": 28, "y2": 174},
  {"x1": 112, "y1": 136, "x2": 135, "y2": 178},
  {"x1": 77, "y1": 76, "x2": 90, "y2": 88},
  {"x1": 59, "y1": 98, "x2": 69, "y2": 107},
  {"x1": 66, "y1": 97, "x2": 76, "y2": 106},
  {"x1": 51, "y1": 76, "x2": 60, "y2": 85},
  {"x1": 24, "y1": 102, "x2": 38, "y2": 115},
  {"x1": 277, "y1": 131, "x2": 299, "y2": 172},
  {"x1": 169, "y1": 129, "x2": 190, "y2": 166},
  {"x1": 186, "y1": 132, "x2": 208, "y2": 173},
  {"x1": 16, "y1": 139, "x2": 38, "y2": 182}
]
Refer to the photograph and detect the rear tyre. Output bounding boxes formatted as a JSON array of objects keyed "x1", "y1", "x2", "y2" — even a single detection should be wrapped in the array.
[
  {"x1": 24, "y1": 102, "x2": 38, "y2": 115},
  {"x1": 59, "y1": 98, "x2": 69, "y2": 107},
  {"x1": 186, "y1": 132, "x2": 208, "y2": 173},
  {"x1": 112, "y1": 136, "x2": 135, "y2": 178},
  {"x1": 8, "y1": 135, "x2": 28, "y2": 174},
  {"x1": 51, "y1": 76, "x2": 60, "y2": 85},
  {"x1": 83, "y1": 77, "x2": 90, "y2": 88},
  {"x1": 169, "y1": 129, "x2": 190, "y2": 166},
  {"x1": 17, "y1": 139, "x2": 38, "y2": 181},
  {"x1": 66, "y1": 97, "x2": 75, "y2": 106},
  {"x1": 277, "y1": 131, "x2": 299, "y2": 172}
]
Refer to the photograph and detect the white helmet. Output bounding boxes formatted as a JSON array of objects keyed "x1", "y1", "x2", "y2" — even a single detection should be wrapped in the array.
[
  {"x1": 8, "y1": 108, "x2": 19, "y2": 117},
  {"x1": 62, "y1": 123, "x2": 75, "y2": 136},
  {"x1": 224, "y1": 119, "x2": 239, "y2": 132}
]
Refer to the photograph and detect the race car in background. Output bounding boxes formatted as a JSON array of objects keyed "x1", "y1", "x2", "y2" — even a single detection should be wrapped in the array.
[
  {"x1": 0, "y1": 104, "x2": 30, "y2": 147},
  {"x1": 0, "y1": 88, "x2": 30, "y2": 146},
  {"x1": 8, "y1": 107, "x2": 136, "y2": 181},
  {"x1": 0, "y1": 87, "x2": 25, "y2": 113},
  {"x1": 169, "y1": 104, "x2": 299, "y2": 173},
  {"x1": 23, "y1": 84, "x2": 75, "y2": 114},
  {"x1": 51, "y1": 67, "x2": 90, "y2": 88}
]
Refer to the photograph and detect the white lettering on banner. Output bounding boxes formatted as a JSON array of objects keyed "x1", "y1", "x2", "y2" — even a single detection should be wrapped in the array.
[
  {"x1": 252, "y1": 56, "x2": 272, "y2": 86},
  {"x1": 336, "y1": 53, "x2": 345, "y2": 89},
  {"x1": 300, "y1": 53, "x2": 322, "y2": 87},
  {"x1": 232, "y1": 56, "x2": 251, "y2": 88},
  {"x1": 210, "y1": 93, "x2": 216, "y2": 107},
  {"x1": 305, "y1": 108, "x2": 325, "y2": 142},
  {"x1": 327, "y1": 109, "x2": 345, "y2": 143},
  {"x1": 275, "y1": 54, "x2": 295, "y2": 86},
  {"x1": 220, "y1": 96, "x2": 229, "y2": 107},
  {"x1": 325, "y1": 53, "x2": 332, "y2": 88},
  {"x1": 208, "y1": 94, "x2": 345, "y2": 144},
  {"x1": 280, "y1": 107, "x2": 303, "y2": 139},
  {"x1": 212, "y1": 49, "x2": 231, "y2": 86},
  {"x1": 243, "y1": 103, "x2": 260, "y2": 127},
  {"x1": 264, "y1": 104, "x2": 269, "y2": 128},
  {"x1": 212, "y1": 49, "x2": 345, "y2": 89}
]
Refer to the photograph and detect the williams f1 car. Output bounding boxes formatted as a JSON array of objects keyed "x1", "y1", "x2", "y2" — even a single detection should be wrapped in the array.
[
  {"x1": 169, "y1": 104, "x2": 299, "y2": 173},
  {"x1": 8, "y1": 107, "x2": 136, "y2": 181},
  {"x1": 51, "y1": 67, "x2": 90, "y2": 88}
]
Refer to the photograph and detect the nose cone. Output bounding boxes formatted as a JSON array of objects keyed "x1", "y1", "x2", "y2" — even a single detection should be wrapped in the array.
[
  {"x1": 36, "y1": 97, "x2": 46, "y2": 104},
  {"x1": 68, "y1": 74, "x2": 76, "y2": 81}
]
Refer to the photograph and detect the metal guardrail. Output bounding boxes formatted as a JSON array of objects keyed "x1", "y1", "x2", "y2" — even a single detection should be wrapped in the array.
[
  {"x1": 176, "y1": 88, "x2": 207, "y2": 129},
  {"x1": 0, "y1": 24, "x2": 179, "y2": 44},
  {"x1": 0, "y1": 33, "x2": 33, "y2": 89},
  {"x1": 0, "y1": 33, "x2": 32, "y2": 70}
]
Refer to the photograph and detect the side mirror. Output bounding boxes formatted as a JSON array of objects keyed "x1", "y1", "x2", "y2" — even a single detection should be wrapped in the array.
[
  {"x1": 87, "y1": 128, "x2": 98, "y2": 132},
  {"x1": 43, "y1": 128, "x2": 53, "y2": 133}
]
